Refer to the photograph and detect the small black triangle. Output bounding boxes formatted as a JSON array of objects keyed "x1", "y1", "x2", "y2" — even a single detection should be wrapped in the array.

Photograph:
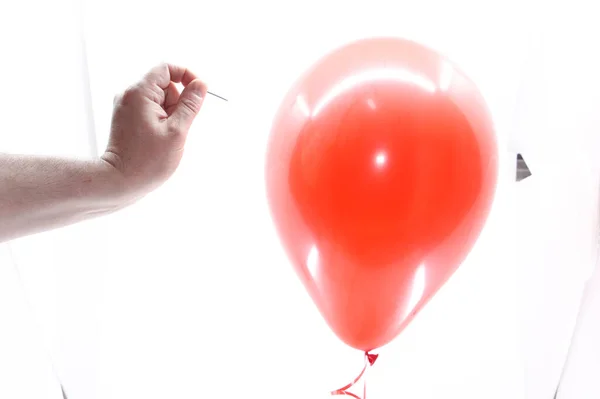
[{"x1": 516, "y1": 153, "x2": 532, "y2": 182}]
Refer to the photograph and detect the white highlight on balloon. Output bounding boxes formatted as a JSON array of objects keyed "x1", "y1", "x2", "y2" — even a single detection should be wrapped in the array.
[
  {"x1": 295, "y1": 94, "x2": 311, "y2": 117},
  {"x1": 439, "y1": 61, "x2": 454, "y2": 91},
  {"x1": 375, "y1": 152, "x2": 387, "y2": 167},
  {"x1": 307, "y1": 245, "x2": 319, "y2": 278},
  {"x1": 406, "y1": 264, "x2": 426, "y2": 317},
  {"x1": 312, "y1": 68, "x2": 436, "y2": 118},
  {"x1": 367, "y1": 98, "x2": 376, "y2": 109}
]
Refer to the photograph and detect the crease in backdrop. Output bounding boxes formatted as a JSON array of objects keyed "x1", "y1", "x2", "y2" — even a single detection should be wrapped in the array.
[
  {"x1": 535, "y1": 2, "x2": 600, "y2": 398},
  {"x1": 2, "y1": 0, "x2": 105, "y2": 397},
  {"x1": 510, "y1": 2, "x2": 600, "y2": 398}
]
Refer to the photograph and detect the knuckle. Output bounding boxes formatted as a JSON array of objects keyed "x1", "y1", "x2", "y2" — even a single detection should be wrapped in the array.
[
  {"x1": 144, "y1": 63, "x2": 169, "y2": 83},
  {"x1": 159, "y1": 62, "x2": 170, "y2": 74},
  {"x1": 120, "y1": 85, "x2": 139, "y2": 104},
  {"x1": 151, "y1": 62, "x2": 168, "y2": 74}
]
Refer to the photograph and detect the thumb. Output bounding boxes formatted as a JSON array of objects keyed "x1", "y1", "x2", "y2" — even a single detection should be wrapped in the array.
[{"x1": 169, "y1": 79, "x2": 207, "y2": 134}]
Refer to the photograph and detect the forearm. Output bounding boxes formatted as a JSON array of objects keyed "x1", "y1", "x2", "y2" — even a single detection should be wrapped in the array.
[{"x1": 0, "y1": 153, "x2": 125, "y2": 243}]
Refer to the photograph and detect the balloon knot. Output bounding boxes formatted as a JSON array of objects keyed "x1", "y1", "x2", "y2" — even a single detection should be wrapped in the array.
[{"x1": 366, "y1": 352, "x2": 378, "y2": 366}]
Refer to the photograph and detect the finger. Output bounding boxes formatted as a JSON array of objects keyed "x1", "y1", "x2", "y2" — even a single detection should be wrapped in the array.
[
  {"x1": 144, "y1": 63, "x2": 199, "y2": 90},
  {"x1": 164, "y1": 82, "x2": 180, "y2": 116},
  {"x1": 168, "y1": 79, "x2": 207, "y2": 135}
]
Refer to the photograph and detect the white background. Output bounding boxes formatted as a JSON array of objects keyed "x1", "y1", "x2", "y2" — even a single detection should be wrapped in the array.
[{"x1": 1, "y1": 0, "x2": 600, "y2": 398}]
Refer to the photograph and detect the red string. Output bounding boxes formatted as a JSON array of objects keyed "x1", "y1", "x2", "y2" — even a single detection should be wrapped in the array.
[{"x1": 331, "y1": 352, "x2": 379, "y2": 399}]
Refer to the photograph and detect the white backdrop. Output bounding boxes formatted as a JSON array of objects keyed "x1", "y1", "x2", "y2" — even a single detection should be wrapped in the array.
[
  {"x1": 1, "y1": 0, "x2": 96, "y2": 398},
  {"x1": 525, "y1": 3, "x2": 600, "y2": 398},
  {"x1": 2, "y1": 0, "x2": 600, "y2": 398}
]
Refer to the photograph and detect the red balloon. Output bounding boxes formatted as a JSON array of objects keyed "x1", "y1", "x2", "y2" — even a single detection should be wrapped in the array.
[{"x1": 265, "y1": 37, "x2": 498, "y2": 352}]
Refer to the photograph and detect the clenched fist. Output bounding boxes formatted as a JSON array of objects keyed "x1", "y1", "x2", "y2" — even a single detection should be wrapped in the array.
[{"x1": 101, "y1": 63, "x2": 207, "y2": 202}]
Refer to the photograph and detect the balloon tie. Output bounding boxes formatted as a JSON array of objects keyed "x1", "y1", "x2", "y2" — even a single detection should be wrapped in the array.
[{"x1": 331, "y1": 352, "x2": 379, "y2": 399}]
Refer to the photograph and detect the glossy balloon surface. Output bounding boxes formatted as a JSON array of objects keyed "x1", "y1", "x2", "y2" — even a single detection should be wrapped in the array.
[{"x1": 265, "y1": 37, "x2": 498, "y2": 351}]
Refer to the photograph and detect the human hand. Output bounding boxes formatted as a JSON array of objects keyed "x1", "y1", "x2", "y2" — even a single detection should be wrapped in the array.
[{"x1": 101, "y1": 63, "x2": 207, "y2": 203}]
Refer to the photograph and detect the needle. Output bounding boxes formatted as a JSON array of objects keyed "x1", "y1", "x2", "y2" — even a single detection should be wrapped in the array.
[{"x1": 207, "y1": 91, "x2": 228, "y2": 102}]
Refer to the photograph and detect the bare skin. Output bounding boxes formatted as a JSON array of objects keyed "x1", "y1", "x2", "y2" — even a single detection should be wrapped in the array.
[{"x1": 0, "y1": 63, "x2": 207, "y2": 243}]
